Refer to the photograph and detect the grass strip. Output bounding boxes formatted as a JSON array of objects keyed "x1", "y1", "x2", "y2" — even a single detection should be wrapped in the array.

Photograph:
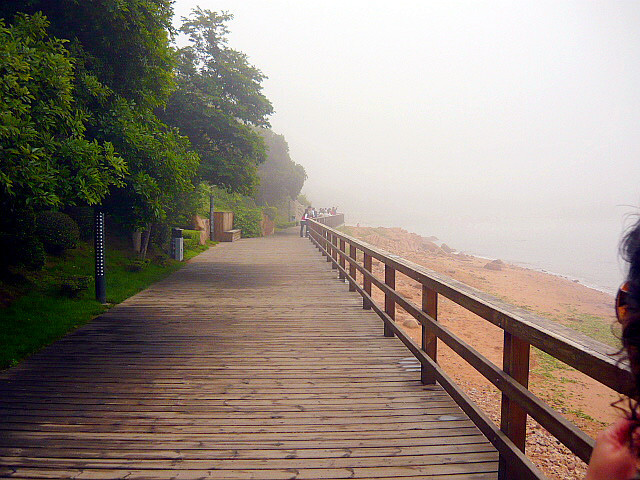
[{"x1": 0, "y1": 236, "x2": 214, "y2": 369}]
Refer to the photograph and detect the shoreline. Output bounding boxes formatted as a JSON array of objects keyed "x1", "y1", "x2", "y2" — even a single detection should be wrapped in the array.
[
  {"x1": 348, "y1": 220, "x2": 618, "y2": 295},
  {"x1": 340, "y1": 222, "x2": 620, "y2": 479}
]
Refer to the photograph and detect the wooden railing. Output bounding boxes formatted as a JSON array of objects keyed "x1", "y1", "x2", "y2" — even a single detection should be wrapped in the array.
[
  {"x1": 313, "y1": 213, "x2": 345, "y2": 229},
  {"x1": 306, "y1": 219, "x2": 634, "y2": 480}
]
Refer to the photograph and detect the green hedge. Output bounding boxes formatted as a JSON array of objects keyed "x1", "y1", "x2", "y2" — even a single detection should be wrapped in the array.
[
  {"x1": 35, "y1": 211, "x2": 80, "y2": 255},
  {"x1": 233, "y1": 209, "x2": 262, "y2": 238}
]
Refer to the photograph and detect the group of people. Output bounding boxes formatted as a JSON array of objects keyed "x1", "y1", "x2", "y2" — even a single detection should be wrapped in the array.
[
  {"x1": 319, "y1": 207, "x2": 338, "y2": 216},
  {"x1": 299, "y1": 205, "x2": 338, "y2": 237}
]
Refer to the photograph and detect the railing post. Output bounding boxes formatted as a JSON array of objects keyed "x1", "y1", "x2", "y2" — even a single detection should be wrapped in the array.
[
  {"x1": 322, "y1": 230, "x2": 328, "y2": 255},
  {"x1": 326, "y1": 232, "x2": 332, "y2": 263},
  {"x1": 331, "y1": 235, "x2": 338, "y2": 269},
  {"x1": 311, "y1": 224, "x2": 319, "y2": 249},
  {"x1": 384, "y1": 263, "x2": 395, "y2": 337},
  {"x1": 348, "y1": 244, "x2": 356, "y2": 292},
  {"x1": 499, "y1": 332, "x2": 530, "y2": 480},
  {"x1": 315, "y1": 225, "x2": 324, "y2": 253},
  {"x1": 421, "y1": 285, "x2": 438, "y2": 385},
  {"x1": 363, "y1": 253, "x2": 372, "y2": 309},
  {"x1": 338, "y1": 239, "x2": 346, "y2": 279}
]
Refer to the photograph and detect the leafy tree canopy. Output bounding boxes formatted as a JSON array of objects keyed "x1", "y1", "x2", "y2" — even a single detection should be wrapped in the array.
[
  {"x1": 1, "y1": 3, "x2": 277, "y2": 248},
  {"x1": 0, "y1": 2, "x2": 201, "y2": 229},
  {"x1": 160, "y1": 8, "x2": 274, "y2": 195},
  {"x1": 99, "y1": 98, "x2": 200, "y2": 230},
  {"x1": 0, "y1": 13, "x2": 127, "y2": 210},
  {"x1": 255, "y1": 129, "x2": 307, "y2": 206},
  {"x1": 0, "y1": 0, "x2": 176, "y2": 109}
]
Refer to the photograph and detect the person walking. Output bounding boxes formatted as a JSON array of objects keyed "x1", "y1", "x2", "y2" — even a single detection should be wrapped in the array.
[{"x1": 300, "y1": 207, "x2": 310, "y2": 237}]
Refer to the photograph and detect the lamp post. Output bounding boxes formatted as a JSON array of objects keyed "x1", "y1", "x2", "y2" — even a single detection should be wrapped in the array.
[
  {"x1": 209, "y1": 193, "x2": 215, "y2": 241},
  {"x1": 94, "y1": 206, "x2": 106, "y2": 304}
]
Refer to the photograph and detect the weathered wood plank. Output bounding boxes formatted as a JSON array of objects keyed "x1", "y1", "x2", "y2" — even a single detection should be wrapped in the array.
[{"x1": 0, "y1": 229, "x2": 497, "y2": 479}]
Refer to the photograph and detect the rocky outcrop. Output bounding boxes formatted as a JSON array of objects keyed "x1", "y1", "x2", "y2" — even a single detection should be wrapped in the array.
[
  {"x1": 192, "y1": 215, "x2": 210, "y2": 245},
  {"x1": 483, "y1": 259, "x2": 504, "y2": 271},
  {"x1": 440, "y1": 243, "x2": 454, "y2": 254}
]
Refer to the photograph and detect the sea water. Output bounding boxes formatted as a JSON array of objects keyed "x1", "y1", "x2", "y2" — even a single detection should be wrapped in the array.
[{"x1": 346, "y1": 210, "x2": 629, "y2": 294}]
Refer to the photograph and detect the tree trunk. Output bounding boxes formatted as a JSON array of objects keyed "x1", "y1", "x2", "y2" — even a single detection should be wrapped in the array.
[
  {"x1": 140, "y1": 225, "x2": 151, "y2": 261},
  {"x1": 132, "y1": 230, "x2": 142, "y2": 254}
]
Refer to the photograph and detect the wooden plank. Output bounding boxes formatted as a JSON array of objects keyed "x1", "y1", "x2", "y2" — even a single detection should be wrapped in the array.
[
  {"x1": 349, "y1": 243, "x2": 357, "y2": 291},
  {"x1": 339, "y1": 238, "x2": 346, "y2": 279},
  {"x1": 363, "y1": 252, "x2": 372, "y2": 310},
  {"x1": 0, "y1": 229, "x2": 497, "y2": 480},
  {"x1": 384, "y1": 263, "x2": 395, "y2": 337},
  {"x1": 499, "y1": 333, "x2": 531, "y2": 479},
  {"x1": 421, "y1": 285, "x2": 438, "y2": 385}
]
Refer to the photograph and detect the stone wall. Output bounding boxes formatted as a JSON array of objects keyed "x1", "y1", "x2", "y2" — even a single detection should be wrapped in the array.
[{"x1": 261, "y1": 214, "x2": 275, "y2": 236}]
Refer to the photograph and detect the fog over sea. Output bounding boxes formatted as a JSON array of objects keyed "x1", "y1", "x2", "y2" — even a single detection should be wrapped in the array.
[
  {"x1": 170, "y1": 1, "x2": 640, "y2": 295},
  {"x1": 345, "y1": 209, "x2": 631, "y2": 295}
]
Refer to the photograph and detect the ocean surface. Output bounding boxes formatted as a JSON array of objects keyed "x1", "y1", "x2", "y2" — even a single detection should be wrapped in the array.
[{"x1": 345, "y1": 210, "x2": 630, "y2": 294}]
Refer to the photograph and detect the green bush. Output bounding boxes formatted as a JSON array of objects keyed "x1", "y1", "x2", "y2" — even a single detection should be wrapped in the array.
[
  {"x1": 150, "y1": 224, "x2": 172, "y2": 254},
  {"x1": 59, "y1": 275, "x2": 90, "y2": 298},
  {"x1": 181, "y1": 229, "x2": 201, "y2": 250},
  {"x1": 0, "y1": 207, "x2": 45, "y2": 272},
  {"x1": 35, "y1": 211, "x2": 80, "y2": 255},
  {"x1": 127, "y1": 259, "x2": 150, "y2": 272},
  {"x1": 64, "y1": 207, "x2": 94, "y2": 240},
  {"x1": 262, "y1": 206, "x2": 278, "y2": 221},
  {"x1": 21, "y1": 236, "x2": 46, "y2": 270},
  {"x1": 234, "y1": 208, "x2": 262, "y2": 237},
  {"x1": 276, "y1": 220, "x2": 296, "y2": 229},
  {"x1": 182, "y1": 229, "x2": 200, "y2": 242}
]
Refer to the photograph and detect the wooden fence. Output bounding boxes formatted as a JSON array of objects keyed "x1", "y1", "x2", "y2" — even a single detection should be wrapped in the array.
[
  {"x1": 306, "y1": 219, "x2": 633, "y2": 480},
  {"x1": 314, "y1": 213, "x2": 345, "y2": 229}
]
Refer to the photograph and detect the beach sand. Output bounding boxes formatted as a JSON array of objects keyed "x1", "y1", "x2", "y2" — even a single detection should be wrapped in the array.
[{"x1": 341, "y1": 225, "x2": 623, "y2": 479}]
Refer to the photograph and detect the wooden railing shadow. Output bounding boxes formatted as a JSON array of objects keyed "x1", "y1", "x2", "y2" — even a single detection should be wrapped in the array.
[{"x1": 307, "y1": 219, "x2": 633, "y2": 480}]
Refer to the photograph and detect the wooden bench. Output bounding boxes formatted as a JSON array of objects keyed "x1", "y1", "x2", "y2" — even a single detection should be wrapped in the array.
[{"x1": 220, "y1": 228, "x2": 241, "y2": 242}]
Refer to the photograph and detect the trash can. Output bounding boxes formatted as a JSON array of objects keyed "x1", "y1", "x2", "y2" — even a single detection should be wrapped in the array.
[{"x1": 171, "y1": 228, "x2": 183, "y2": 261}]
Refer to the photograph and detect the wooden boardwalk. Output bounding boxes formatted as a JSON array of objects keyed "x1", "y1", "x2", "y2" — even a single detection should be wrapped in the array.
[{"x1": 0, "y1": 229, "x2": 498, "y2": 479}]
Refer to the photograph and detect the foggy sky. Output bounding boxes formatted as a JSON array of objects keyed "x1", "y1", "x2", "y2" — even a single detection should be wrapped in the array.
[{"x1": 173, "y1": 1, "x2": 640, "y2": 227}]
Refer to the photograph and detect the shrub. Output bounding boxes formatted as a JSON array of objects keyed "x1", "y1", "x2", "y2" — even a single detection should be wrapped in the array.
[
  {"x1": 276, "y1": 220, "x2": 296, "y2": 229},
  {"x1": 0, "y1": 231, "x2": 46, "y2": 272},
  {"x1": 0, "y1": 207, "x2": 46, "y2": 272},
  {"x1": 127, "y1": 259, "x2": 150, "y2": 272},
  {"x1": 152, "y1": 254, "x2": 169, "y2": 266},
  {"x1": 64, "y1": 206, "x2": 94, "y2": 240},
  {"x1": 35, "y1": 211, "x2": 80, "y2": 255},
  {"x1": 181, "y1": 229, "x2": 200, "y2": 250},
  {"x1": 262, "y1": 206, "x2": 278, "y2": 221},
  {"x1": 182, "y1": 229, "x2": 200, "y2": 242},
  {"x1": 21, "y1": 236, "x2": 46, "y2": 270},
  {"x1": 59, "y1": 275, "x2": 90, "y2": 298},
  {"x1": 233, "y1": 208, "x2": 262, "y2": 237}
]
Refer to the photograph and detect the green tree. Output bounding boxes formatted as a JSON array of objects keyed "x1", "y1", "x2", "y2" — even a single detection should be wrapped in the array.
[
  {"x1": 99, "y1": 99, "x2": 199, "y2": 231},
  {"x1": 160, "y1": 8, "x2": 273, "y2": 195},
  {"x1": 1, "y1": 1, "x2": 201, "y2": 240},
  {"x1": 0, "y1": 0, "x2": 175, "y2": 109},
  {"x1": 255, "y1": 129, "x2": 307, "y2": 206},
  {"x1": 0, "y1": 13, "x2": 126, "y2": 210},
  {"x1": 0, "y1": 13, "x2": 127, "y2": 270}
]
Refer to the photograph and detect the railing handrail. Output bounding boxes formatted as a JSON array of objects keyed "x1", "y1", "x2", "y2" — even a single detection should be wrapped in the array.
[{"x1": 306, "y1": 219, "x2": 633, "y2": 480}]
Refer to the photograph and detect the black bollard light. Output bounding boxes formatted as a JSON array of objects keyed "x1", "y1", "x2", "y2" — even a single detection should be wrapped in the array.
[
  {"x1": 209, "y1": 194, "x2": 215, "y2": 241},
  {"x1": 94, "y1": 206, "x2": 107, "y2": 304}
]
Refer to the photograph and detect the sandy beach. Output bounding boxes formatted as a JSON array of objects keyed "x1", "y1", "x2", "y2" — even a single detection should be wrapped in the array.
[{"x1": 341, "y1": 224, "x2": 623, "y2": 479}]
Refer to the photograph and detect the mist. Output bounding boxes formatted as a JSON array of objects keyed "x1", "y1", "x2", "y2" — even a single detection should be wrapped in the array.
[{"x1": 173, "y1": 1, "x2": 640, "y2": 290}]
